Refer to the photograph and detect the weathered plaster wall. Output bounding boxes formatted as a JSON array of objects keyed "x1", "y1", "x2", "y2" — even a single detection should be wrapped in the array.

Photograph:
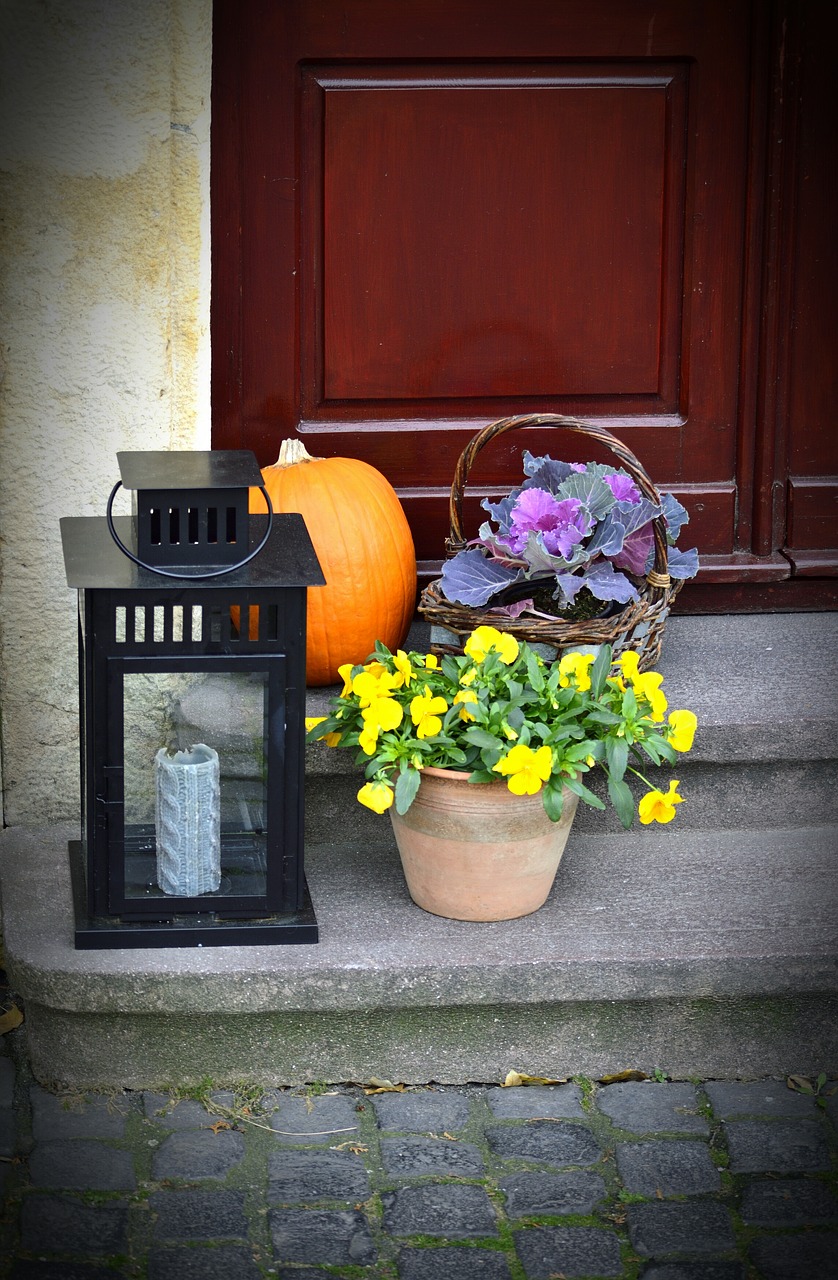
[{"x1": 0, "y1": 0, "x2": 212, "y2": 823}]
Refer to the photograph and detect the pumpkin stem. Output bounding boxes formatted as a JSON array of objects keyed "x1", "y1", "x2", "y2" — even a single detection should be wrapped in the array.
[{"x1": 275, "y1": 438, "x2": 316, "y2": 468}]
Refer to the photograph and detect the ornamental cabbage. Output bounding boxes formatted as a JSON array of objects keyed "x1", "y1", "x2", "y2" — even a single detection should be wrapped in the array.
[{"x1": 439, "y1": 451, "x2": 699, "y2": 614}]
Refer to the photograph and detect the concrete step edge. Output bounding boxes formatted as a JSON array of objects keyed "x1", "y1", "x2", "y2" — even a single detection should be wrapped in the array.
[{"x1": 3, "y1": 821, "x2": 836, "y2": 1017}]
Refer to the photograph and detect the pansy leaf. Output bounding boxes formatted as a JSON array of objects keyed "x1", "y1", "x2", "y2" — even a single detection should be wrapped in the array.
[
  {"x1": 666, "y1": 546, "x2": 700, "y2": 579},
  {"x1": 394, "y1": 767, "x2": 422, "y2": 815},
  {"x1": 585, "y1": 708, "x2": 623, "y2": 726},
  {"x1": 440, "y1": 549, "x2": 522, "y2": 605},
  {"x1": 464, "y1": 726, "x2": 502, "y2": 750},
  {"x1": 441, "y1": 654, "x2": 462, "y2": 683},
  {"x1": 468, "y1": 769, "x2": 497, "y2": 785},
  {"x1": 563, "y1": 775, "x2": 606, "y2": 808},
  {"x1": 605, "y1": 735, "x2": 629, "y2": 782},
  {"x1": 526, "y1": 650, "x2": 545, "y2": 692},
  {"x1": 643, "y1": 734, "x2": 676, "y2": 765},
  {"x1": 589, "y1": 644, "x2": 612, "y2": 699},
  {"x1": 607, "y1": 775, "x2": 635, "y2": 829},
  {"x1": 542, "y1": 781, "x2": 566, "y2": 822}
]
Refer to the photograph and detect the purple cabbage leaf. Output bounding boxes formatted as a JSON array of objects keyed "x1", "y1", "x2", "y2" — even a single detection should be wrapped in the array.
[
  {"x1": 606, "y1": 497, "x2": 661, "y2": 575},
  {"x1": 580, "y1": 560, "x2": 641, "y2": 604},
  {"x1": 487, "y1": 597, "x2": 536, "y2": 619},
  {"x1": 611, "y1": 523, "x2": 655, "y2": 576},
  {"x1": 585, "y1": 514, "x2": 627, "y2": 560},
  {"x1": 439, "y1": 548, "x2": 523, "y2": 606},
  {"x1": 666, "y1": 545, "x2": 700, "y2": 579},
  {"x1": 506, "y1": 489, "x2": 592, "y2": 558},
  {"x1": 519, "y1": 529, "x2": 591, "y2": 576},
  {"x1": 660, "y1": 491, "x2": 690, "y2": 543},
  {"x1": 521, "y1": 450, "x2": 581, "y2": 492},
  {"x1": 604, "y1": 470, "x2": 642, "y2": 503},
  {"x1": 480, "y1": 492, "x2": 521, "y2": 529},
  {"x1": 553, "y1": 468, "x2": 616, "y2": 521}
]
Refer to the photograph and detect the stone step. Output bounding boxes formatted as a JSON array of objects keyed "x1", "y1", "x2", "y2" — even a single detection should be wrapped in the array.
[
  {"x1": 1, "y1": 817, "x2": 836, "y2": 1089},
  {"x1": 307, "y1": 612, "x2": 838, "y2": 766},
  {"x1": 307, "y1": 755, "x2": 838, "y2": 839},
  {"x1": 306, "y1": 611, "x2": 838, "y2": 828},
  {"x1": 2, "y1": 611, "x2": 836, "y2": 1092}
]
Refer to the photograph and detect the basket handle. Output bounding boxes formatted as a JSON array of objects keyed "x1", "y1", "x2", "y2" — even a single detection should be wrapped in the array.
[{"x1": 446, "y1": 413, "x2": 671, "y2": 596}]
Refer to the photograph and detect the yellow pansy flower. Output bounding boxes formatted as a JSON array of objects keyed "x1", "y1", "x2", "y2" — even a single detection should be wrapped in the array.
[
  {"x1": 352, "y1": 666, "x2": 399, "y2": 707},
  {"x1": 337, "y1": 663, "x2": 355, "y2": 698},
  {"x1": 492, "y1": 743, "x2": 553, "y2": 796},
  {"x1": 304, "y1": 716, "x2": 341, "y2": 748},
  {"x1": 358, "y1": 719, "x2": 380, "y2": 756},
  {"x1": 357, "y1": 779, "x2": 394, "y2": 813},
  {"x1": 464, "y1": 626, "x2": 519, "y2": 665},
  {"x1": 410, "y1": 686, "x2": 449, "y2": 739},
  {"x1": 617, "y1": 651, "x2": 642, "y2": 681},
  {"x1": 424, "y1": 653, "x2": 439, "y2": 669},
  {"x1": 638, "y1": 779, "x2": 683, "y2": 824},
  {"x1": 357, "y1": 697, "x2": 403, "y2": 756},
  {"x1": 392, "y1": 650, "x2": 415, "y2": 687},
  {"x1": 364, "y1": 697, "x2": 403, "y2": 732},
  {"x1": 632, "y1": 671, "x2": 667, "y2": 722},
  {"x1": 453, "y1": 689, "x2": 478, "y2": 722},
  {"x1": 667, "y1": 709, "x2": 697, "y2": 752},
  {"x1": 558, "y1": 651, "x2": 596, "y2": 690}
]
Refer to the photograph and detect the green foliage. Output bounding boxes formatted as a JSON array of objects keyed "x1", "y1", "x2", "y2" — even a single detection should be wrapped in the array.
[{"x1": 307, "y1": 625, "x2": 696, "y2": 826}]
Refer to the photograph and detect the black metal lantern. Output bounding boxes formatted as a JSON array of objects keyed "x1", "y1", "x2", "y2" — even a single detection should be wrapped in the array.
[{"x1": 60, "y1": 450, "x2": 325, "y2": 949}]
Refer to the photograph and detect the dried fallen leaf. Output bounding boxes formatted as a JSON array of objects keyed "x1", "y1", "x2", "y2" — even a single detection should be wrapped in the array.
[
  {"x1": 598, "y1": 1070, "x2": 648, "y2": 1085},
  {"x1": 787, "y1": 1074, "x2": 815, "y2": 1094},
  {"x1": 364, "y1": 1077, "x2": 406, "y2": 1094},
  {"x1": 331, "y1": 1141, "x2": 368, "y2": 1154},
  {"x1": 209, "y1": 1120, "x2": 232, "y2": 1134},
  {"x1": 502, "y1": 1070, "x2": 568, "y2": 1087},
  {"x1": 0, "y1": 1005, "x2": 23, "y2": 1035}
]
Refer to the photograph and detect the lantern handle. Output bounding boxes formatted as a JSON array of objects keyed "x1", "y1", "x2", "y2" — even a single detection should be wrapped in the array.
[{"x1": 105, "y1": 481, "x2": 275, "y2": 579}]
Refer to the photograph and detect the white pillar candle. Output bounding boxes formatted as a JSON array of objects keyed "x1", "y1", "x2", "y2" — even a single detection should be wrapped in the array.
[{"x1": 154, "y1": 744, "x2": 221, "y2": 896}]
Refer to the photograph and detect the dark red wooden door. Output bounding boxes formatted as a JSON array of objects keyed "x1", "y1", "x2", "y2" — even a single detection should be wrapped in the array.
[{"x1": 212, "y1": 0, "x2": 837, "y2": 603}]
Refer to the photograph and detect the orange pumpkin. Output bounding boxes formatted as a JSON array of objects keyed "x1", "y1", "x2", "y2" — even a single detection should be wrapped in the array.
[{"x1": 249, "y1": 439, "x2": 416, "y2": 686}]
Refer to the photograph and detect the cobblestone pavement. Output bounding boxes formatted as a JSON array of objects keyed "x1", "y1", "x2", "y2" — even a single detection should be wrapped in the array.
[{"x1": 1, "y1": 1044, "x2": 837, "y2": 1280}]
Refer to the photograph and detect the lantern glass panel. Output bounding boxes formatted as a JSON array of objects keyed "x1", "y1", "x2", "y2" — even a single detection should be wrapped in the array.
[{"x1": 121, "y1": 669, "x2": 271, "y2": 905}]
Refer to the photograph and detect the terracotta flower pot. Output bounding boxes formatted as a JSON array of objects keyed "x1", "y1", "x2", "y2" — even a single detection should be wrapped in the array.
[{"x1": 388, "y1": 766, "x2": 579, "y2": 921}]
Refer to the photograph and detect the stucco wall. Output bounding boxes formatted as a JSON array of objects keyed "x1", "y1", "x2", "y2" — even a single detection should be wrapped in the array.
[{"x1": 0, "y1": 0, "x2": 212, "y2": 824}]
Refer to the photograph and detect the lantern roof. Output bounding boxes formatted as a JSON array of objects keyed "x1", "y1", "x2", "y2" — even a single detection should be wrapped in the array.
[
  {"x1": 60, "y1": 514, "x2": 325, "y2": 590},
  {"x1": 116, "y1": 450, "x2": 264, "y2": 492}
]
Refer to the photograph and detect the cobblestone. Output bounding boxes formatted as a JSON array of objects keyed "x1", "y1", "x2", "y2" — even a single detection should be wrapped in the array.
[
  {"x1": 1, "y1": 1049, "x2": 837, "y2": 1278},
  {"x1": 614, "y1": 1138, "x2": 721, "y2": 1196}
]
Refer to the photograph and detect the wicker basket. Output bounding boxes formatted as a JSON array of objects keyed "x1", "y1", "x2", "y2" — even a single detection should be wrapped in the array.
[{"x1": 418, "y1": 413, "x2": 683, "y2": 672}]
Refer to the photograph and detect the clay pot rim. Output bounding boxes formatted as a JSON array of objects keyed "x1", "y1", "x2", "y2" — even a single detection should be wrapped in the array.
[{"x1": 419, "y1": 765, "x2": 487, "y2": 782}]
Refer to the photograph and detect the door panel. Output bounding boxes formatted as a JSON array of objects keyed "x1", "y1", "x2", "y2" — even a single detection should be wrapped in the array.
[
  {"x1": 211, "y1": 1, "x2": 833, "y2": 592},
  {"x1": 308, "y1": 66, "x2": 684, "y2": 406}
]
